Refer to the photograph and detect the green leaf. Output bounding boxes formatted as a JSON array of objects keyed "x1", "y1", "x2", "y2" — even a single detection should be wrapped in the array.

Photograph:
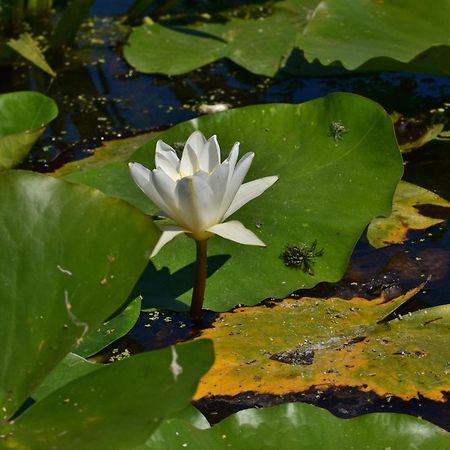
[
  {"x1": 73, "y1": 296, "x2": 142, "y2": 358},
  {"x1": 145, "y1": 402, "x2": 450, "y2": 450},
  {"x1": 65, "y1": 93, "x2": 402, "y2": 311},
  {"x1": 0, "y1": 91, "x2": 58, "y2": 170},
  {"x1": 7, "y1": 33, "x2": 56, "y2": 77},
  {"x1": 0, "y1": 170, "x2": 159, "y2": 418},
  {"x1": 124, "y1": 0, "x2": 450, "y2": 76},
  {"x1": 64, "y1": 161, "x2": 155, "y2": 214},
  {"x1": 169, "y1": 405, "x2": 210, "y2": 430},
  {"x1": 299, "y1": 0, "x2": 450, "y2": 75},
  {"x1": 31, "y1": 353, "x2": 100, "y2": 402},
  {"x1": 124, "y1": 1, "x2": 314, "y2": 77},
  {"x1": 53, "y1": 131, "x2": 159, "y2": 178},
  {"x1": 125, "y1": 22, "x2": 228, "y2": 76},
  {"x1": 1, "y1": 341, "x2": 214, "y2": 450}
]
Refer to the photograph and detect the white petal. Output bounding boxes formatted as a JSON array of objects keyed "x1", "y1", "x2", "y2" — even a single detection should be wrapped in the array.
[
  {"x1": 207, "y1": 220, "x2": 265, "y2": 246},
  {"x1": 129, "y1": 161, "x2": 151, "y2": 185},
  {"x1": 129, "y1": 163, "x2": 171, "y2": 213},
  {"x1": 217, "y1": 142, "x2": 239, "y2": 211},
  {"x1": 179, "y1": 144, "x2": 199, "y2": 177},
  {"x1": 185, "y1": 131, "x2": 207, "y2": 156},
  {"x1": 207, "y1": 162, "x2": 232, "y2": 220},
  {"x1": 175, "y1": 171, "x2": 216, "y2": 231},
  {"x1": 225, "y1": 142, "x2": 239, "y2": 173},
  {"x1": 151, "y1": 168, "x2": 180, "y2": 221},
  {"x1": 223, "y1": 176, "x2": 278, "y2": 220},
  {"x1": 198, "y1": 135, "x2": 221, "y2": 173},
  {"x1": 155, "y1": 140, "x2": 180, "y2": 180},
  {"x1": 220, "y1": 152, "x2": 254, "y2": 216},
  {"x1": 230, "y1": 152, "x2": 254, "y2": 190},
  {"x1": 151, "y1": 224, "x2": 187, "y2": 257}
]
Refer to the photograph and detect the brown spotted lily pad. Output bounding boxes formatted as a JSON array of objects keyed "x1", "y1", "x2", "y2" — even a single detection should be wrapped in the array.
[
  {"x1": 195, "y1": 285, "x2": 450, "y2": 403},
  {"x1": 367, "y1": 181, "x2": 450, "y2": 248}
]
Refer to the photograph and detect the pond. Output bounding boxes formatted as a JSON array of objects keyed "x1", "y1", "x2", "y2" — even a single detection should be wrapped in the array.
[{"x1": 0, "y1": 1, "x2": 449, "y2": 448}]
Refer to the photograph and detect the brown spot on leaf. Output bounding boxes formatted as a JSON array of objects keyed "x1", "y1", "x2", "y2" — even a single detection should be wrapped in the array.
[{"x1": 270, "y1": 349, "x2": 315, "y2": 365}]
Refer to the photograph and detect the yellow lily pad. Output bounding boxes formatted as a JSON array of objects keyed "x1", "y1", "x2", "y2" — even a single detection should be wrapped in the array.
[
  {"x1": 367, "y1": 181, "x2": 450, "y2": 248},
  {"x1": 195, "y1": 285, "x2": 450, "y2": 403}
]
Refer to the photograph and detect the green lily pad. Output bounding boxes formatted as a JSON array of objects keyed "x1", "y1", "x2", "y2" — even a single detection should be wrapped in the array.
[
  {"x1": 299, "y1": 0, "x2": 450, "y2": 75},
  {"x1": 145, "y1": 402, "x2": 450, "y2": 449},
  {"x1": 0, "y1": 91, "x2": 58, "y2": 170},
  {"x1": 1, "y1": 340, "x2": 213, "y2": 450},
  {"x1": 125, "y1": 22, "x2": 228, "y2": 76},
  {"x1": 124, "y1": 1, "x2": 317, "y2": 77},
  {"x1": 64, "y1": 161, "x2": 155, "y2": 215},
  {"x1": 367, "y1": 181, "x2": 450, "y2": 248},
  {"x1": 64, "y1": 94, "x2": 402, "y2": 310},
  {"x1": 195, "y1": 287, "x2": 450, "y2": 402},
  {"x1": 124, "y1": 0, "x2": 450, "y2": 77},
  {"x1": 169, "y1": 405, "x2": 211, "y2": 430},
  {"x1": 73, "y1": 296, "x2": 142, "y2": 358},
  {"x1": 53, "y1": 131, "x2": 159, "y2": 178},
  {"x1": 66, "y1": 93, "x2": 402, "y2": 311},
  {"x1": 31, "y1": 353, "x2": 100, "y2": 402},
  {"x1": 0, "y1": 170, "x2": 159, "y2": 419}
]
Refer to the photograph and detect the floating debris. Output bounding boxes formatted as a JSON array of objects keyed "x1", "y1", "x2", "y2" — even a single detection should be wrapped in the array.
[
  {"x1": 281, "y1": 240, "x2": 324, "y2": 275},
  {"x1": 328, "y1": 121, "x2": 348, "y2": 141},
  {"x1": 197, "y1": 103, "x2": 230, "y2": 114}
]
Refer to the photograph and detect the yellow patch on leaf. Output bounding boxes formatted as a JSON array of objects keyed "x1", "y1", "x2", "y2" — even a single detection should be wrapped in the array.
[
  {"x1": 195, "y1": 286, "x2": 450, "y2": 402},
  {"x1": 367, "y1": 181, "x2": 450, "y2": 248}
]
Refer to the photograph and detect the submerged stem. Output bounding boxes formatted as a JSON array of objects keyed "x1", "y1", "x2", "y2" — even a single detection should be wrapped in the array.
[{"x1": 190, "y1": 239, "x2": 207, "y2": 322}]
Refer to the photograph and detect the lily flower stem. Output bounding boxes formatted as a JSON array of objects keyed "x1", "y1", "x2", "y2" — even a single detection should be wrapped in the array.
[{"x1": 190, "y1": 239, "x2": 208, "y2": 322}]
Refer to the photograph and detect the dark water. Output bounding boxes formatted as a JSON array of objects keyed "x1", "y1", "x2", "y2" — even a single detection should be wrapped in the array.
[
  {"x1": 2, "y1": 0, "x2": 449, "y2": 430},
  {"x1": 2, "y1": 9, "x2": 449, "y2": 174}
]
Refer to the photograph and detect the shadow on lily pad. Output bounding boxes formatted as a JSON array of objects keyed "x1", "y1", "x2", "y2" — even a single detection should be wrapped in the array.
[{"x1": 134, "y1": 254, "x2": 231, "y2": 311}]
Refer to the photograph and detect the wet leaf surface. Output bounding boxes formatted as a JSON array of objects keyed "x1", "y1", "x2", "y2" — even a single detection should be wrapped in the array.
[
  {"x1": 195, "y1": 286, "x2": 450, "y2": 403},
  {"x1": 368, "y1": 181, "x2": 450, "y2": 248},
  {"x1": 0, "y1": 170, "x2": 159, "y2": 418}
]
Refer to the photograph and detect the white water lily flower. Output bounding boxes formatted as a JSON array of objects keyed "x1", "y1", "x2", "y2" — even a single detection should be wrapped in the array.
[{"x1": 129, "y1": 131, "x2": 278, "y2": 257}]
